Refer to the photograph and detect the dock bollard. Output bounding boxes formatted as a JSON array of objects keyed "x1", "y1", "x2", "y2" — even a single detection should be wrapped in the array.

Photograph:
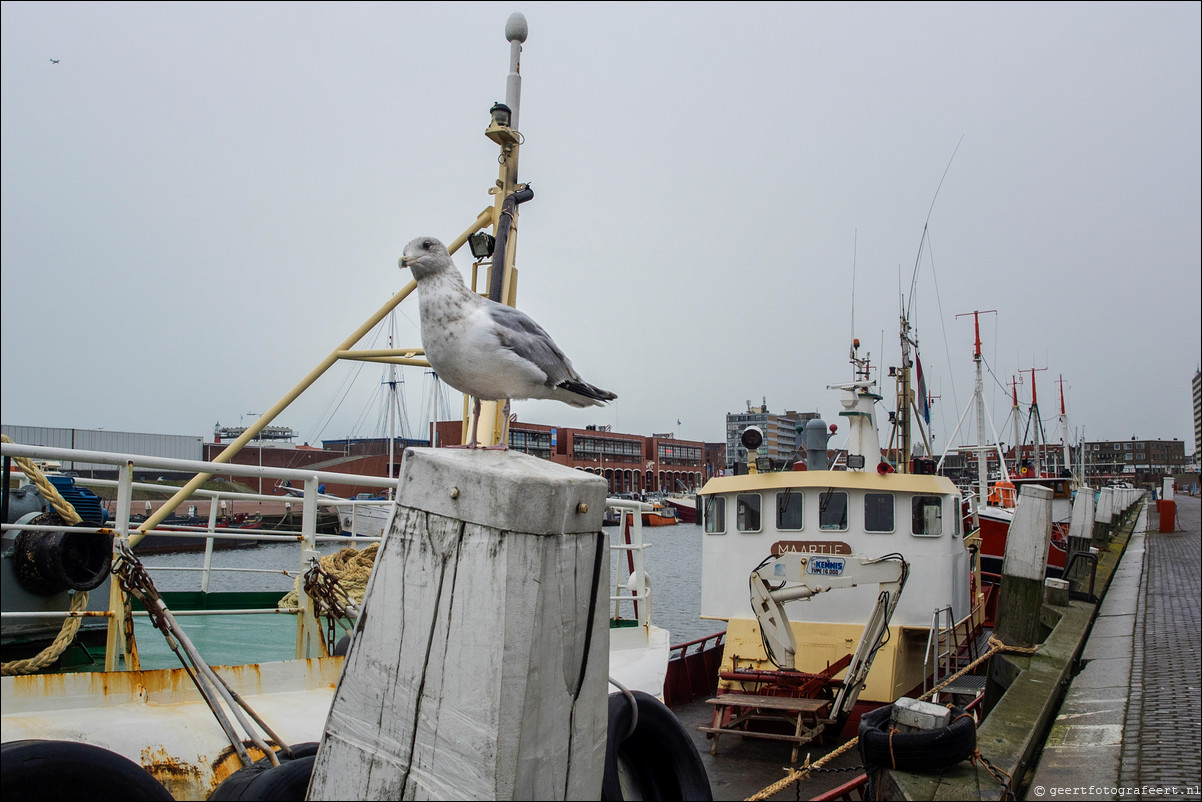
[
  {"x1": 1092, "y1": 487, "x2": 1114, "y2": 548},
  {"x1": 1065, "y1": 488, "x2": 1095, "y2": 591},
  {"x1": 994, "y1": 484, "x2": 1054, "y2": 649},
  {"x1": 307, "y1": 448, "x2": 609, "y2": 801}
]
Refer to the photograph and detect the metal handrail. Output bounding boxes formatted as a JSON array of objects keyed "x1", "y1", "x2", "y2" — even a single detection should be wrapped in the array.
[
  {"x1": 2, "y1": 442, "x2": 397, "y2": 489},
  {"x1": 606, "y1": 498, "x2": 655, "y2": 628},
  {"x1": 2, "y1": 440, "x2": 396, "y2": 669}
]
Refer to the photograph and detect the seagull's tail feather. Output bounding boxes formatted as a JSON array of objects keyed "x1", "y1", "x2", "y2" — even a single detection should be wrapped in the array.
[{"x1": 556, "y1": 379, "x2": 618, "y2": 407}]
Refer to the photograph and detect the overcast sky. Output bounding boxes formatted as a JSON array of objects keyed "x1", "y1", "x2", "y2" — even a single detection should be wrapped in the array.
[{"x1": 3, "y1": 1, "x2": 1199, "y2": 456}]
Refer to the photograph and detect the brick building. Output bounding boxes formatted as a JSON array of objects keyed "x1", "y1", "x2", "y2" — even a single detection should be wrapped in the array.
[{"x1": 433, "y1": 420, "x2": 711, "y2": 494}]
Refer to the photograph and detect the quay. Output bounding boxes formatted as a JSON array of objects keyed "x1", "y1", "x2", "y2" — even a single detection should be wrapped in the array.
[
  {"x1": 669, "y1": 493, "x2": 1201, "y2": 801},
  {"x1": 1030, "y1": 493, "x2": 1201, "y2": 800}
]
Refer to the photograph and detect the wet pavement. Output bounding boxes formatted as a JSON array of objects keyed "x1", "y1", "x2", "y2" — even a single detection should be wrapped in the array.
[{"x1": 1029, "y1": 493, "x2": 1201, "y2": 801}]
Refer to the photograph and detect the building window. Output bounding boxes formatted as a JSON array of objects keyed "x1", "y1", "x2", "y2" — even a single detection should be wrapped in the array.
[
  {"x1": 865, "y1": 493, "x2": 894, "y2": 533},
  {"x1": 818, "y1": 490, "x2": 848, "y2": 531},
  {"x1": 912, "y1": 496, "x2": 943, "y2": 537},
  {"x1": 737, "y1": 494, "x2": 762, "y2": 532},
  {"x1": 776, "y1": 491, "x2": 803, "y2": 530}
]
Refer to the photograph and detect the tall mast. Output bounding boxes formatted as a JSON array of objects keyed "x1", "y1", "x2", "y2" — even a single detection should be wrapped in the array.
[
  {"x1": 1009, "y1": 375, "x2": 1022, "y2": 476},
  {"x1": 896, "y1": 311, "x2": 913, "y2": 473},
  {"x1": 468, "y1": 12, "x2": 531, "y2": 447},
  {"x1": 1023, "y1": 366, "x2": 1048, "y2": 477},
  {"x1": 1057, "y1": 374, "x2": 1072, "y2": 480},
  {"x1": 948, "y1": 309, "x2": 996, "y2": 529},
  {"x1": 971, "y1": 313, "x2": 987, "y2": 520}
]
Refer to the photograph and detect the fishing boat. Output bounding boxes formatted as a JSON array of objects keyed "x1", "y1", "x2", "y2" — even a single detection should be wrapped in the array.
[
  {"x1": 665, "y1": 492, "x2": 698, "y2": 523},
  {"x1": 3, "y1": 16, "x2": 689, "y2": 800},
  {"x1": 693, "y1": 336, "x2": 987, "y2": 762},
  {"x1": 641, "y1": 502, "x2": 679, "y2": 526},
  {"x1": 938, "y1": 313, "x2": 1073, "y2": 578}
]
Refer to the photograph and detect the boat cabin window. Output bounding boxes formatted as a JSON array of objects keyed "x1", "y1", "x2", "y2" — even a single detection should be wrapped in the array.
[
  {"x1": 703, "y1": 496, "x2": 726, "y2": 534},
  {"x1": 911, "y1": 495, "x2": 943, "y2": 537},
  {"x1": 818, "y1": 490, "x2": 848, "y2": 531},
  {"x1": 864, "y1": 493, "x2": 894, "y2": 533},
  {"x1": 776, "y1": 491, "x2": 803, "y2": 531},
  {"x1": 736, "y1": 494, "x2": 762, "y2": 533}
]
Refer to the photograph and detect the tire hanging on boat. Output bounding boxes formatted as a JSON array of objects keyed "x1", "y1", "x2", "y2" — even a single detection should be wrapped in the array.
[
  {"x1": 207, "y1": 743, "x2": 319, "y2": 801},
  {"x1": 1, "y1": 739, "x2": 173, "y2": 801},
  {"x1": 602, "y1": 690, "x2": 712, "y2": 802},
  {"x1": 857, "y1": 704, "x2": 976, "y2": 771}
]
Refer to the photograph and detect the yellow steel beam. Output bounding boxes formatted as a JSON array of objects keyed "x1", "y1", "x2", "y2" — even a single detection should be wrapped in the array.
[{"x1": 132, "y1": 208, "x2": 496, "y2": 546}]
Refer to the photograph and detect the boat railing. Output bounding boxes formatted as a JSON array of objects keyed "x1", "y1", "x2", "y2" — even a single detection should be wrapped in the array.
[
  {"x1": 605, "y1": 497, "x2": 655, "y2": 629},
  {"x1": 2, "y1": 440, "x2": 396, "y2": 667}
]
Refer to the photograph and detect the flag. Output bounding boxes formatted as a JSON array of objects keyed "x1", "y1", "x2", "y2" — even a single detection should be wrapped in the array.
[{"x1": 916, "y1": 356, "x2": 930, "y2": 425}]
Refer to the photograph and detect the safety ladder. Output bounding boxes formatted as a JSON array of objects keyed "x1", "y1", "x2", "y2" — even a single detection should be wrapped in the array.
[{"x1": 924, "y1": 606, "x2": 984, "y2": 705}]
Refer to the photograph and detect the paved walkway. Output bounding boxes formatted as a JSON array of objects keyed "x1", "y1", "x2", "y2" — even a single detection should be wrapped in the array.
[{"x1": 1029, "y1": 494, "x2": 1201, "y2": 801}]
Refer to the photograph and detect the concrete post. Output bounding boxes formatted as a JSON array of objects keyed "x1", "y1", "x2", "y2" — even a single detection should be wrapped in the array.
[
  {"x1": 1065, "y1": 488, "x2": 1095, "y2": 590},
  {"x1": 1092, "y1": 487, "x2": 1114, "y2": 548},
  {"x1": 994, "y1": 484, "x2": 1054, "y2": 649},
  {"x1": 1162, "y1": 477, "x2": 1175, "y2": 501},
  {"x1": 308, "y1": 448, "x2": 609, "y2": 801}
]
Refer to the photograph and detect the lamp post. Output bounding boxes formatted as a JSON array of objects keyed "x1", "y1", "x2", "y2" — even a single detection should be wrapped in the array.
[{"x1": 247, "y1": 413, "x2": 263, "y2": 497}]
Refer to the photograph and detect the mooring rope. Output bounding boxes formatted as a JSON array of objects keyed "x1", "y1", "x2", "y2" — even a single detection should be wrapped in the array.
[
  {"x1": 1, "y1": 433, "x2": 91, "y2": 676},
  {"x1": 744, "y1": 635, "x2": 1040, "y2": 801}
]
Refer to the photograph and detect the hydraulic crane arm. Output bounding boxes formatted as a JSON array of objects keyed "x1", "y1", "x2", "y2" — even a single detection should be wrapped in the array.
[{"x1": 749, "y1": 552, "x2": 909, "y2": 719}]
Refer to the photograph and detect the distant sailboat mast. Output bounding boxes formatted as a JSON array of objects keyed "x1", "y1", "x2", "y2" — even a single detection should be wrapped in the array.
[{"x1": 938, "y1": 309, "x2": 1006, "y2": 530}]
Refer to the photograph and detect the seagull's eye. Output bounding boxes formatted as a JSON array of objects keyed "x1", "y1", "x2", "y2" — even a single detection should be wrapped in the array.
[{"x1": 422, "y1": 240, "x2": 433, "y2": 250}]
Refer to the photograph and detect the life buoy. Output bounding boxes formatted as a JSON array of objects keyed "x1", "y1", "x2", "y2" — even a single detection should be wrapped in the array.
[
  {"x1": 857, "y1": 704, "x2": 975, "y2": 771},
  {"x1": 207, "y1": 743, "x2": 319, "y2": 801},
  {"x1": 1, "y1": 739, "x2": 173, "y2": 801},
  {"x1": 602, "y1": 691, "x2": 712, "y2": 801}
]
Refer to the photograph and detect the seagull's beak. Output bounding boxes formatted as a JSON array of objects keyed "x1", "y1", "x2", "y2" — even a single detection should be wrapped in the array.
[{"x1": 398, "y1": 255, "x2": 412, "y2": 270}]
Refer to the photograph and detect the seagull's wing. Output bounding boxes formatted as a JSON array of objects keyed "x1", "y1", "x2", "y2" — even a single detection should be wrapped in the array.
[{"x1": 485, "y1": 303, "x2": 576, "y2": 386}]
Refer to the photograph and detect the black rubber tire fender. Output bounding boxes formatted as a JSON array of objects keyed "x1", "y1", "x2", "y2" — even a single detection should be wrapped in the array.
[
  {"x1": 207, "y1": 743, "x2": 319, "y2": 801},
  {"x1": 857, "y1": 704, "x2": 976, "y2": 771},
  {"x1": 602, "y1": 690, "x2": 712, "y2": 801},
  {"x1": 1, "y1": 739, "x2": 173, "y2": 801}
]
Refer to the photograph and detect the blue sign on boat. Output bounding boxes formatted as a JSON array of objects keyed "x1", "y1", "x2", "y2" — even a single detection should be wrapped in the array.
[{"x1": 807, "y1": 556, "x2": 846, "y2": 576}]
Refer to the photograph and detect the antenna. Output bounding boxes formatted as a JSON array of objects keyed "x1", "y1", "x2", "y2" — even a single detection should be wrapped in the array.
[
  {"x1": 906, "y1": 135, "x2": 964, "y2": 316},
  {"x1": 850, "y1": 229, "x2": 858, "y2": 352}
]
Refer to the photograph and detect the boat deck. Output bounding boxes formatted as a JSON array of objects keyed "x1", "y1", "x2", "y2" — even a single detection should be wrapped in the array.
[{"x1": 673, "y1": 699, "x2": 865, "y2": 800}]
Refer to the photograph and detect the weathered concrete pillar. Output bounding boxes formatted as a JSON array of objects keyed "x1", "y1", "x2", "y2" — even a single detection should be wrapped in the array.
[
  {"x1": 308, "y1": 448, "x2": 609, "y2": 801},
  {"x1": 1065, "y1": 488, "x2": 1095, "y2": 590},
  {"x1": 994, "y1": 484, "x2": 1053, "y2": 649},
  {"x1": 1092, "y1": 487, "x2": 1114, "y2": 547}
]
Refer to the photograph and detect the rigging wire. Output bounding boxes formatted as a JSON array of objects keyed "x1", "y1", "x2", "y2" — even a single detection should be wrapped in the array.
[
  {"x1": 906, "y1": 134, "x2": 964, "y2": 316},
  {"x1": 899, "y1": 136, "x2": 963, "y2": 458},
  {"x1": 306, "y1": 318, "x2": 388, "y2": 445}
]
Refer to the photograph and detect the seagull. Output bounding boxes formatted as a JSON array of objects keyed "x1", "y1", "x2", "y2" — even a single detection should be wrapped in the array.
[
  {"x1": 49, "y1": 58, "x2": 60, "y2": 64},
  {"x1": 400, "y1": 236, "x2": 616, "y2": 448}
]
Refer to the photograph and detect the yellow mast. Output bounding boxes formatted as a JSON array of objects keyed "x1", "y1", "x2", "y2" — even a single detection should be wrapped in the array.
[{"x1": 134, "y1": 14, "x2": 531, "y2": 540}]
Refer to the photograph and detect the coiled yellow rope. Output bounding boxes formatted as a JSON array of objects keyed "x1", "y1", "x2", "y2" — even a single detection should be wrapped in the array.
[
  {"x1": 277, "y1": 543, "x2": 379, "y2": 609},
  {"x1": 1, "y1": 433, "x2": 91, "y2": 676}
]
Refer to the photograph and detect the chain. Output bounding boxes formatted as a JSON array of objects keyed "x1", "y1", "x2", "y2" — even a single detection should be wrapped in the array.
[
  {"x1": 111, "y1": 541, "x2": 288, "y2": 767},
  {"x1": 302, "y1": 559, "x2": 357, "y2": 653}
]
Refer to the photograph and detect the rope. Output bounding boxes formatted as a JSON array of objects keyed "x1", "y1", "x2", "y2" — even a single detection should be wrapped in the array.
[
  {"x1": 1, "y1": 433, "x2": 91, "y2": 676},
  {"x1": 744, "y1": 635, "x2": 1040, "y2": 801},
  {"x1": 277, "y1": 543, "x2": 378, "y2": 609}
]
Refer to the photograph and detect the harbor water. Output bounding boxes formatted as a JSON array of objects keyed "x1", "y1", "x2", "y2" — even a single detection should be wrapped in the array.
[{"x1": 133, "y1": 521, "x2": 718, "y2": 667}]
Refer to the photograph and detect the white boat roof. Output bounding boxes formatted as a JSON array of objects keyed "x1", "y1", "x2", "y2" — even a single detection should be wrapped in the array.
[{"x1": 699, "y1": 469, "x2": 959, "y2": 496}]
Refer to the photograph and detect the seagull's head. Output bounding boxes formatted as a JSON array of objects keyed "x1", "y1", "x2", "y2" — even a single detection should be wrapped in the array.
[{"x1": 399, "y1": 236, "x2": 452, "y2": 281}]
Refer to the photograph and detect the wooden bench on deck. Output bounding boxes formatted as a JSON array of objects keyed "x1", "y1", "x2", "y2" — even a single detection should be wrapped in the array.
[{"x1": 699, "y1": 693, "x2": 831, "y2": 764}]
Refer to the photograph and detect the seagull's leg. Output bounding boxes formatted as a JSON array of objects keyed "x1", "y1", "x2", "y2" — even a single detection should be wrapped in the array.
[
  {"x1": 485, "y1": 400, "x2": 512, "y2": 451},
  {"x1": 501, "y1": 399, "x2": 511, "y2": 448},
  {"x1": 467, "y1": 396, "x2": 481, "y2": 449}
]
